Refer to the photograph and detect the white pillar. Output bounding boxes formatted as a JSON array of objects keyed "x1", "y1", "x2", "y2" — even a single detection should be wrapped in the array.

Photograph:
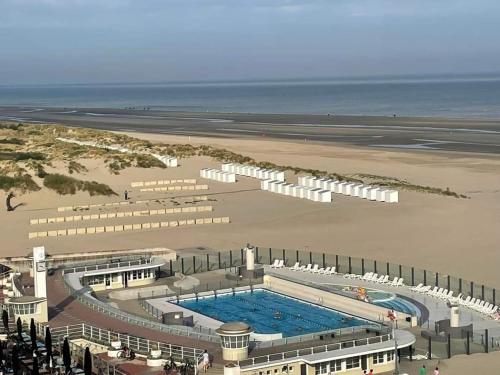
[
  {"x1": 33, "y1": 246, "x2": 47, "y2": 298},
  {"x1": 450, "y1": 305, "x2": 460, "y2": 328},
  {"x1": 245, "y1": 246, "x2": 255, "y2": 271}
]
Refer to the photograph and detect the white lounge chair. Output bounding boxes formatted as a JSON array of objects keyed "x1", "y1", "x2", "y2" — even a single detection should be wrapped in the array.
[
  {"x1": 362, "y1": 272, "x2": 373, "y2": 281},
  {"x1": 449, "y1": 293, "x2": 462, "y2": 304},
  {"x1": 380, "y1": 275, "x2": 390, "y2": 283},
  {"x1": 437, "y1": 289, "x2": 448, "y2": 298},
  {"x1": 410, "y1": 283, "x2": 423, "y2": 292},
  {"x1": 376, "y1": 275, "x2": 386, "y2": 283},
  {"x1": 369, "y1": 273, "x2": 379, "y2": 282},
  {"x1": 428, "y1": 286, "x2": 439, "y2": 296},
  {"x1": 329, "y1": 267, "x2": 337, "y2": 274},
  {"x1": 419, "y1": 285, "x2": 431, "y2": 294},
  {"x1": 482, "y1": 303, "x2": 492, "y2": 314},
  {"x1": 396, "y1": 278, "x2": 404, "y2": 287},
  {"x1": 467, "y1": 298, "x2": 476, "y2": 307},
  {"x1": 390, "y1": 277, "x2": 399, "y2": 287},
  {"x1": 311, "y1": 264, "x2": 320, "y2": 273},
  {"x1": 270, "y1": 259, "x2": 279, "y2": 268},
  {"x1": 289, "y1": 262, "x2": 300, "y2": 271},
  {"x1": 302, "y1": 264, "x2": 312, "y2": 272},
  {"x1": 442, "y1": 290, "x2": 454, "y2": 300},
  {"x1": 460, "y1": 296, "x2": 471, "y2": 305},
  {"x1": 319, "y1": 266, "x2": 330, "y2": 274},
  {"x1": 276, "y1": 259, "x2": 285, "y2": 269},
  {"x1": 489, "y1": 306, "x2": 498, "y2": 317}
]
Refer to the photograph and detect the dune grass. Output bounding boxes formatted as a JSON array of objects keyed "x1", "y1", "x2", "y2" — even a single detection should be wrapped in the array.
[{"x1": 43, "y1": 174, "x2": 117, "y2": 196}]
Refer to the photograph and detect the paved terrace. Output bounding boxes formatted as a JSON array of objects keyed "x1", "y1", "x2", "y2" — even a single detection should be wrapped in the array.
[
  {"x1": 47, "y1": 270, "x2": 222, "y2": 359},
  {"x1": 265, "y1": 266, "x2": 500, "y2": 331}
]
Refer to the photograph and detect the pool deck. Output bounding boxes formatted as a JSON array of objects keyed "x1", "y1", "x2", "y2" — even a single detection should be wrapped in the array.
[{"x1": 264, "y1": 266, "x2": 500, "y2": 332}]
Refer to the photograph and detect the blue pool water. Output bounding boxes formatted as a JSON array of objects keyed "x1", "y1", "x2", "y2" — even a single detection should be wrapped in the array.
[
  {"x1": 177, "y1": 289, "x2": 373, "y2": 337},
  {"x1": 373, "y1": 298, "x2": 419, "y2": 317}
]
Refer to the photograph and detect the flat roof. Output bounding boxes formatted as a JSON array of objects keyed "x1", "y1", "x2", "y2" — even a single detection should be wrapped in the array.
[{"x1": 82, "y1": 257, "x2": 165, "y2": 277}]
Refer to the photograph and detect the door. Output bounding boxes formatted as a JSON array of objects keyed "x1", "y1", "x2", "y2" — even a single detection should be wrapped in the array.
[
  {"x1": 105, "y1": 274, "x2": 112, "y2": 289},
  {"x1": 300, "y1": 364, "x2": 307, "y2": 375},
  {"x1": 123, "y1": 272, "x2": 128, "y2": 288},
  {"x1": 361, "y1": 355, "x2": 367, "y2": 371}
]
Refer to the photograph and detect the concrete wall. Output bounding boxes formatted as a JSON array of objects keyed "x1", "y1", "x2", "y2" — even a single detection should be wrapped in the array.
[{"x1": 263, "y1": 275, "x2": 411, "y2": 325}]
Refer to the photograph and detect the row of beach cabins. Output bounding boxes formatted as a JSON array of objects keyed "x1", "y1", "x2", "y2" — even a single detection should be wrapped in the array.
[
  {"x1": 299, "y1": 176, "x2": 398, "y2": 203},
  {"x1": 200, "y1": 163, "x2": 398, "y2": 203}
]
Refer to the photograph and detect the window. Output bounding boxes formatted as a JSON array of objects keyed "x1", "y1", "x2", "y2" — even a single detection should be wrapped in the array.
[
  {"x1": 346, "y1": 357, "x2": 360, "y2": 370},
  {"x1": 373, "y1": 352, "x2": 385, "y2": 364},
  {"x1": 387, "y1": 351, "x2": 395, "y2": 362},
  {"x1": 329, "y1": 360, "x2": 342, "y2": 373},
  {"x1": 12, "y1": 303, "x2": 37, "y2": 315},
  {"x1": 314, "y1": 363, "x2": 327, "y2": 375}
]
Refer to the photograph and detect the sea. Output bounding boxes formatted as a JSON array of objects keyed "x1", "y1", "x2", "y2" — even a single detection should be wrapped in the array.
[{"x1": 1, "y1": 74, "x2": 500, "y2": 118}]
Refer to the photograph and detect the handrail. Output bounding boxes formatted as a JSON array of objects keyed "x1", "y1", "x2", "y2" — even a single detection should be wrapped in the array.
[
  {"x1": 62, "y1": 269, "x2": 220, "y2": 343},
  {"x1": 34, "y1": 322, "x2": 205, "y2": 361},
  {"x1": 63, "y1": 257, "x2": 158, "y2": 275},
  {"x1": 239, "y1": 332, "x2": 393, "y2": 367}
]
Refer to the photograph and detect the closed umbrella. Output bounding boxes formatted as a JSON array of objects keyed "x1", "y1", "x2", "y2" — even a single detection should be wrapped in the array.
[
  {"x1": 45, "y1": 326, "x2": 53, "y2": 367},
  {"x1": 63, "y1": 337, "x2": 71, "y2": 374},
  {"x1": 84, "y1": 347, "x2": 92, "y2": 375},
  {"x1": 16, "y1": 317, "x2": 22, "y2": 341},
  {"x1": 11, "y1": 344, "x2": 19, "y2": 375},
  {"x1": 32, "y1": 353, "x2": 39, "y2": 375},
  {"x1": 30, "y1": 318, "x2": 37, "y2": 353},
  {"x1": 2, "y1": 309, "x2": 9, "y2": 333}
]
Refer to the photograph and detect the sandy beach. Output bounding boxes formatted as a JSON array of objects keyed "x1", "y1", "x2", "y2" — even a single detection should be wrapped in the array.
[{"x1": 1, "y1": 125, "x2": 499, "y2": 291}]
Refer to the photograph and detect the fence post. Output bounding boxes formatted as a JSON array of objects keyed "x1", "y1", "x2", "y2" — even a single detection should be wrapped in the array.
[
  {"x1": 169, "y1": 259, "x2": 173, "y2": 276},
  {"x1": 466, "y1": 331, "x2": 470, "y2": 355},
  {"x1": 207, "y1": 254, "x2": 210, "y2": 272},
  {"x1": 230, "y1": 250, "x2": 233, "y2": 267},
  {"x1": 482, "y1": 285, "x2": 485, "y2": 300},
  {"x1": 411, "y1": 267, "x2": 415, "y2": 285},
  {"x1": 283, "y1": 249, "x2": 286, "y2": 264},
  {"x1": 348, "y1": 257, "x2": 352, "y2": 274},
  {"x1": 374, "y1": 260, "x2": 377, "y2": 274},
  {"x1": 436, "y1": 272, "x2": 439, "y2": 287},
  {"x1": 485, "y1": 329, "x2": 489, "y2": 353},
  {"x1": 193, "y1": 256, "x2": 196, "y2": 274},
  {"x1": 296, "y1": 250, "x2": 299, "y2": 263},
  {"x1": 255, "y1": 246, "x2": 259, "y2": 262},
  {"x1": 323, "y1": 253, "x2": 326, "y2": 269},
  {"x1": 361, "y1": 259, "x2": 365, "y2": 275},
  {"x1": 447, "y1": 333, "x2": 451, "y2": 358},
  {"x1": 309, "y1": 251, "x2": 312, "y2": 264},
  {"x1": 241, "y1": 248, "x2": 245, "y2": 265},
  {"x1": 218, "y1": 252, "x2": 221, "y2": 269},
  {"x1": 386, "y1": 262, "x2": 389, "y2": 276},
  {"x1": 181, "y1": 258, "x2": 185, "y2": 274},
  {"x1": 471, "y1": 281, "x2": 474, "y2": 298},
  {"x1": 399, "y1": 265, "x2": 402, "y2": 278},
  {"x1": 423, "y1": 270, "x2": 427, "y2": 285},
  {"x1": 427, "y1": 336, "x2": 432, "y2": 360},
  {"x1": 447, "y1": 275, "x2": 451, "y2": 291},
  {"x1": 268, "y1": 248, "x2": 272, "y2": 264},
  {"x1": 336, "y1": 255, "x2": 339, "y2": 272},
  {"x1": 459, "y1": 278, "x2": 462, "y2": 293}
]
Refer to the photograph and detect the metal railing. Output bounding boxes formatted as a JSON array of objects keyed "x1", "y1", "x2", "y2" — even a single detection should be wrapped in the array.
[
  {"x1": 63, "y1": 257, "x2": 160, "y2": 275},
  {"x1": 239, "y1": 332, "x2": 393, "y2": 367},
  {"x1": 35, "y1": 322, "x2": 204, "y2": 361},
  {"x1": 63, "y1": 269, "x2": 220, "y2": 343}
]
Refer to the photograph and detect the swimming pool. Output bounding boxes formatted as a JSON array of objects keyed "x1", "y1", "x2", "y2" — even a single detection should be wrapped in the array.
[
  {"x1": 176, "y1": 289, "x2": 373, "y2": 337},
  {"x1": 316, "y1": 284, "x2": 420, "y2": 317}
]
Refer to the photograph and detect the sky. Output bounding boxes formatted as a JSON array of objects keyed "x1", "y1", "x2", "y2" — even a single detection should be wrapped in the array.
[{"x1": 1, "y1": 0, "x2": 500, "y2": 85}]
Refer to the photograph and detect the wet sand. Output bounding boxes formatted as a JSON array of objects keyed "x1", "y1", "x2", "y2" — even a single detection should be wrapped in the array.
[{"x1": 1, "y1": 106, "x2": 500, "y2": 154}]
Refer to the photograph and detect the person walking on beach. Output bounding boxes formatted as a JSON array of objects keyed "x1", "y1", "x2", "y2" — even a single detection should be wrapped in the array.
[
  {"x1": 419, "y1": 364, "x2": 427, "y2": 375},
  {"x1": 202, "y1": 350, "x2": 210, "y2": 373},
  {"x1": 124, "y1": 190, "x2": 129, "y2": 200}
]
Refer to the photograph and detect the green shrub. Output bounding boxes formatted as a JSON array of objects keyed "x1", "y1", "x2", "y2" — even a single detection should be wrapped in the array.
[
  {"x1": 0, "y1": 174, "x2": 40, "y2": 192},
  {"x1": 43, "y1": 174, "x2": 117, "y2": 196}
]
